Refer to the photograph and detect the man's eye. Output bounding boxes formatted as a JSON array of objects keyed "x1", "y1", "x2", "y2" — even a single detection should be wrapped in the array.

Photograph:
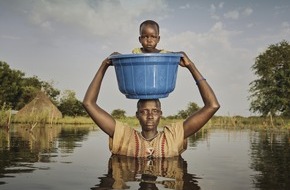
[
  {"x1": 139, "y1": 109, "x2": 160, "y2": 116},
  {"x1": 152, "y1": 109, "x2": 158, "y2": 113},
  {"x1": 140, "y1": 110, "x2": 149, "y2": 114}
]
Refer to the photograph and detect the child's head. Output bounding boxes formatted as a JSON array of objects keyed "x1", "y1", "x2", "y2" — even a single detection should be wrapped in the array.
[
  {"x1": 139, "y1": 20, "x2": 160, "y2": 35},
  {"x1": 138, "y1": 20, "x2": 160, "y2": 53}
]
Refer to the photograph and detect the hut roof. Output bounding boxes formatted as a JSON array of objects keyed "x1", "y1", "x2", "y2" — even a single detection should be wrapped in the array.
[{"x1": 16, "y1": 91, "x2": 62, "y2": 119}]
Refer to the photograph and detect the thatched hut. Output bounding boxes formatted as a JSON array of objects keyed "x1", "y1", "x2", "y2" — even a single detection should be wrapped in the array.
[{"x1": 15, "y1": 91, "x2": 62, "y2": 123}]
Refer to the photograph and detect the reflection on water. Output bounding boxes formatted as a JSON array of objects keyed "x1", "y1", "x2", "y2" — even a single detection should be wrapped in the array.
[
  {"x1": 91, "y1": 155, "x2": 200, "y2": 190},
  {"x1": 0, "y1": 125, "x2": 289, "y2": 189},
  {"x1": 0, "y1": 124, "x2": 92, "y2": 185},
  {"x1": 250, "y1": 130, "x2": 290, "y2": 189}
]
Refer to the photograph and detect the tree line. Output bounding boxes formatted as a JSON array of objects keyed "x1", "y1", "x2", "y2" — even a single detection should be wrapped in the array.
[
  {"x1": 1, "y1": 40, "x2": 290, "y2": 118},
  {"x1": 0, "y1": 61, "x2": 86, "y2": 117}
]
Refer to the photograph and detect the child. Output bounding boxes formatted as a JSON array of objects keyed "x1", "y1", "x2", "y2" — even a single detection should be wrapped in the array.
[{"x1": 132, "y1": 20, "x2": 169, "y2": 54}]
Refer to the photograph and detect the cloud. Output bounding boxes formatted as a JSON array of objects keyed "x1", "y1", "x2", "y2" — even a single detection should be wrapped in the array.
[
  {"x1": 282, "y1": 22, "x2": 289, "y2": 27},
  {"x1": 209, "y1": 2, "x2": 226, "y2": 20},
  {"x1": 159, "y1": 21, "x2": 253, "y2": 116},
  {"x1": 210, "y1": 4, "x2": 216, "y2": 12},
  {"x1": 218, "y1": 2, "x2": 224, "y2": 9},
  {"x1": 223, "y1": 7, "x2": 252, "y2": 20},
  {"x1": 242, "y1": 7, "x2": 253, "y2": 16},
  {"x1": 27, "y1": 0, "x2": 168, "y2": 38},
  {"x1": 281, "y1": 21, "x2": 290, "y2": 35},
  {"x1": 274, "y1": 5, "x2": 289, "y2": 15},
  {"x1": 1, "y1": 35, "x2": 21, "y2": 40},
  {"x1": 224, "y1": 10, "x2": 239, "y2": 20},
  {"x1": 247, "y1": 23, "x2": 254, "y2": 28},
  {"x1": 210, "y1": 4, "x2": 219, "y2": 20},
  {"x1": 28, "y1": 0, "x2": 131, "y2": 36},
  {"x1": 179, "y1": 3, "x2": 190, "y2": 9}
]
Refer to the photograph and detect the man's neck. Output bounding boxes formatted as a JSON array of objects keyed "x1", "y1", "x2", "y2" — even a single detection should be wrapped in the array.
[{"x1": 141, "y1": 130, "x2": 158, "y2": 141}]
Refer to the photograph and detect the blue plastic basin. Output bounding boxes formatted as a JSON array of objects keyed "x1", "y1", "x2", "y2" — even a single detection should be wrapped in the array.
[{"x1": 109, "y1": 53, "x2": 182, "y2": 99}]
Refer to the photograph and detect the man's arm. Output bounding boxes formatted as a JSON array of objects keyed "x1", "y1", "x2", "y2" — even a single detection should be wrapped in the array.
[
  {"x1": 179, "y1": 52, "x2": 220, "y2": 138},
  {"x1": 82, "y1": 57, "x2": 116, "y2": 138}
]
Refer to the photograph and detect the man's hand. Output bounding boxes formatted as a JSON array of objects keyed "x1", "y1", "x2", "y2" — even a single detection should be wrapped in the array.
[
  {"x1": 104, "y1": 52, "x2": 121, "y2": 66},
  {"x1": 178, "y1": 51, "x2": 192, "y2": 67}
]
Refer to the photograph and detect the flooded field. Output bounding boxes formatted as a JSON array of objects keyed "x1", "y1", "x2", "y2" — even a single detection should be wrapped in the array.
[{"x1": 0, "y1": 125, "x2": 289, "y2": 189}]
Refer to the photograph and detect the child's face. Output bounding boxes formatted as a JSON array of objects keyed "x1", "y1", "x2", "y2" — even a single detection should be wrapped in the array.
[{"x1": 139, "y1": 24, "x2": 160, "y2": 53}]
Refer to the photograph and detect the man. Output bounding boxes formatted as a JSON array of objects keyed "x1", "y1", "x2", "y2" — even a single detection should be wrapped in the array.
[{"x1": 83, "y1": 51, "x2": 220, "y2": 158}]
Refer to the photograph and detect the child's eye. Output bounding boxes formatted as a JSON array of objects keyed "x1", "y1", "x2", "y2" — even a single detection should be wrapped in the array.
[
  {"x1": 140, "y1": 36, "x2": 148, "y2": 39},
  {"x1": 140, "y1": 35, "x2": 158, "y2": 39}
]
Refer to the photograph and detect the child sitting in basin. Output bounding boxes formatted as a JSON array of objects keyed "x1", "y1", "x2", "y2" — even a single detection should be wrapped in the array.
[{"x1": 132, "y1": 20, "x2": 169, "y2": 54}]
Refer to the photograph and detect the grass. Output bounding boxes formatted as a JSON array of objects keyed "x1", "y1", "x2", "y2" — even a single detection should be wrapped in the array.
[
  {"x1": 1, "y1": 104, "x2": 290, "y2": 130},
  {"x1": 56, "y1": 116, "x2": 95, "y2": 125},
  {"x1": 58, "y1": 115, "x2": 290, "y2": 130}
]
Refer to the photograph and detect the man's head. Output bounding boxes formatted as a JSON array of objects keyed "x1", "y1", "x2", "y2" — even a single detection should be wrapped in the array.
[
  {"x1": 136, "y1": 99, "x2": 162, "y2": 131},
  {"x1": 138, "y1": 20, "x2": 160, "y2": 53}
]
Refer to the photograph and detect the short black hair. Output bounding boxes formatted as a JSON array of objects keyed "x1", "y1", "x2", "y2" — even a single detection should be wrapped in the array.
[
  {"x1": 137, "y1": 99, "x2": 161, "y2": 110},
  {"x1": 139, "y1": 20, "x2": 160, "y2": 34}
]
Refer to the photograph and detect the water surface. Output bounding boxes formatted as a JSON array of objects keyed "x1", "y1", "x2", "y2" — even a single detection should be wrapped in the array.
[{"x1": 0, "y1": 125, "x2": 289, "y2": 189}]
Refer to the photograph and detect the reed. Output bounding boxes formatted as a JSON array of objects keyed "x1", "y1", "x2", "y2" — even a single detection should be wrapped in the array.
[
  {"x1": 0, "y1": 104, "x2": 11, "y2": 128},
  {"x1": 14, "y1": 111, "x2": 51, "y2": 125},
  {"x1": 8, "y1": 112, "x2": 290, "y2": 130},
  {"x1": 56, "y1": 116, "x2": 95, "y2": 125}
]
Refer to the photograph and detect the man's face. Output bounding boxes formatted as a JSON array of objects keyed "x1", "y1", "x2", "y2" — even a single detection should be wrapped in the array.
[
  {"x1": 139, "y1": 24, "x2": 160, "y2": 53},
  {"x1": 136, "y1": 100, "x2": 162, "y2": 131}
]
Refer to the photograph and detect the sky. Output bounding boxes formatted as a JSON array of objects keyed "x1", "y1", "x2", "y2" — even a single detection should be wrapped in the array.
[{"x1": 1, "y1": 0, "x2": 290, "y2": 117}]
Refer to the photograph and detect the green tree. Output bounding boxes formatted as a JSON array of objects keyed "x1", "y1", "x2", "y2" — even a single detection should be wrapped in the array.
[
  {"x1": 41, "y1": 80, "x2": 60, "y2": 103},
  {"x1": 177, "y1": 102, "x2": 200, "y2": 119},
  {"x1": 0, "y1": 61, "x2": 24, "y2": 109},
  {"x1": 15, "y1": 76, "x2": 42, "y2": 110},
  {"x1": 111, "y1": 109, "x2": 126, "y2": 119},
  {"x1": 58, "y1": 90, "x2": 86, "y2": 117},
  {"x1": 0, "y1": 61, "x2": 61, "y2": 110},
  {"x1": 249, "y1": 40, "x2": 290, "y2": 117}
]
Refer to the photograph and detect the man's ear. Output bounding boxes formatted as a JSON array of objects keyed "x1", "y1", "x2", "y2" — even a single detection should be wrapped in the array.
[
  {"x1": 136, "y1": 111, "x2": 139, "y2": 119},
  {"x1": 138, "y1": 36, "x2": 142, "y2": 43}
]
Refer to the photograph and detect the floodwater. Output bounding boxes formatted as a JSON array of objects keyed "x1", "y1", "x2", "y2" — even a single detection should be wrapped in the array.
[{"x1": 0, "y1": 124, "x2": 289, "y2": 190}]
